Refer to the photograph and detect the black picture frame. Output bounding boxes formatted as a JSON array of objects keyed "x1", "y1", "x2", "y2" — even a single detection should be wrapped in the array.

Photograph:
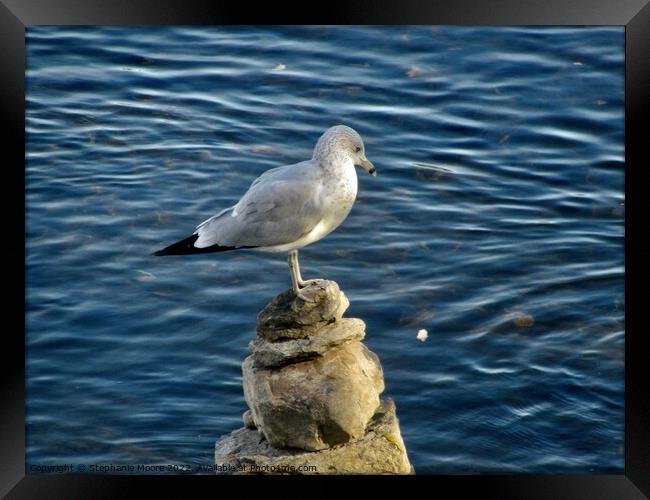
[{"x1": 3, "y1": 0, "x2": 648, "y2": 497}]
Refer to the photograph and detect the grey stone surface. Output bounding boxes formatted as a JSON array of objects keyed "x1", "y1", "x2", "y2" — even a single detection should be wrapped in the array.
[
  {"x1": 215, "y1": 280, "x2": 411, "y2": 474},
  {"x1": 242, "y1": 410, "x2": 256, "y2": 430},
  {"x1": 214, "y1": 399, "x2": 413, "y2": 475},
  {"x1": 249, "y1": 318, "x2": 366, "y2": 368},
  {"x1": 256, "y1": 280, "x2": 349, "y2": 341},
  {"x1": 243, "y1": 341, "x2": 384, "y2": 451}
]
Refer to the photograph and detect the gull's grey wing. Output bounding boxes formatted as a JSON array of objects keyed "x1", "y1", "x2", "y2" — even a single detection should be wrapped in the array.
[
  {"x1": 248, "y1": 164, "x2": 287, "y2": 189},
  {"x1": 194, "y1": 161, "x2": 323, "y2": 248}
]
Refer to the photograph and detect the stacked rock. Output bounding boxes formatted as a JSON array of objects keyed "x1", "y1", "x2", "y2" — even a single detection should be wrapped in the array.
[{"x1": 214, "y1": 280, "x2": 413, "y2": 475}]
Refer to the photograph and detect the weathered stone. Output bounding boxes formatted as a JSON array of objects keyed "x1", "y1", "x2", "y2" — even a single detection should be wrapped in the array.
[
  {"x1": 214, "y1": 280, "x2": 411, "y2": 474},
  {"x1": 243, "y1": 410, "x2": 256, "y2": 430},
  {"x1": 250, "y1": 318, "x2": 366, "y2": 368},
  {"x1": 256, "y1": 280, "x2": 349, "y2": 341},
  {"x1": 214, "y1": 399, "x2": 413, "y2": 475},
  {"x1": 243, "y1": 342, "x2": 384, "y2": 451}
]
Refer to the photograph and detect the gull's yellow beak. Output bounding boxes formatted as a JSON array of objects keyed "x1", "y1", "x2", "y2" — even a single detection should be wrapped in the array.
[{"x1": 360, "y1": 158, "x2": 377, "y2": 176}]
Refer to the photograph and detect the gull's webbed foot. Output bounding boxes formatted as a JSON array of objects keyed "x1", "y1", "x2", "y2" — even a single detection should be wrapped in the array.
[
  {"x1": 297, "y1": 278, "x2": 321, "y2": 288},
  {"x1": 294, "y1": 286, "x2": 317, "y2": 303},
  {"x1": 293, "y1": 278, "x2": 325, "y2": 303}
]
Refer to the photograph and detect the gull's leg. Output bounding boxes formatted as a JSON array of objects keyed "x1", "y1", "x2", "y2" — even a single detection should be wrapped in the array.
[
  {"x1": 288, "y1": 250, "x2": 301, "y2": 294},
  {"x1": 288, "y1": 250, "x2": 317, "y2": 301},
  {"x1": 293, "y1": 250, "x2": 320, "y2": 288},
  {"x1": 293, "y1": 249, "x2": 305, "y2": 285}
]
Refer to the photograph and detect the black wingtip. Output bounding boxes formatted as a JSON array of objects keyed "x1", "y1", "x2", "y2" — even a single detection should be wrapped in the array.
[
  {"x1": 152, "y1": 234, "x2": 197, "y2": 256},
  {"x1": 152, "y1": 234, "x2": 256, "y2": 256}
]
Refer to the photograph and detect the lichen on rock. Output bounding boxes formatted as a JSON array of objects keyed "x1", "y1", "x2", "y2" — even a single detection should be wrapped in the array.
[{"x1": 216, "y1": 399, "x2": 413, "y2": 475}]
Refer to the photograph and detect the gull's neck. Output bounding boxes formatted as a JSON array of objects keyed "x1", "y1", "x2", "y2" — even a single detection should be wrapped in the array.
[
  {"x1": 315, "y1": 150, "x2": 358, "y2": 203},
  {"x1": 316, "y1": 151, "x2": 355, "y2": 176},
  {"x1": 312, "y1": 130, "x2": 358, "y2": 178}
]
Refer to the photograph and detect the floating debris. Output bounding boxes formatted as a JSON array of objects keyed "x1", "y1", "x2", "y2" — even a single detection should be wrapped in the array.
[
  {"x1": 513, "y1": 313, "x2": 534, "y2": 328},
  {"x1": 415, "y1": 170, "x2": 449, "y2": 182},
  {"x1": 407, "y1": 66, "x2": 437, "y2": 79},
  {"x1": 251, "y1": 145, "x2": 276, "y2": 155},
  {"x1": 413, "y1": 162, "x2": 455, "y2": 173},
  {"x1": 592, "y1": 99, "x2": 607, "y2": 106},
  {"x1": 272, "y1": 64, "x2": 286, "y2": 71},
  {"x1": 400, "y1": 310, "x2": 434, "y2": 327},
  {"x1": 417, "y1": 329, "x2": 429, "y2": 342},
  {"x1": 407, "y1": 66, "x2": 424, "y2": 78},
  {"x1": 77, "y1": 115, "x2": 96, "y2": 126},
  {"x1": 155, "y1": 211, "x2": 170, "y2": 225},
  {"x1": 136, "y1": 270, "x2": 157, "y2": 283},
  {"x1": 414, "y1": 162, "x2": 455, "y2": 182}
]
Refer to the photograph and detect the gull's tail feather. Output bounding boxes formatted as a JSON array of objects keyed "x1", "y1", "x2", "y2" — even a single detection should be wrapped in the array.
[{"x1": 152, "y1": 234, "x2": 255, "y2": 256}]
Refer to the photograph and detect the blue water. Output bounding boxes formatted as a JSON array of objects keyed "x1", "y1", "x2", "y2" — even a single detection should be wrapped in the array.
[{"x1": 26, "y1": 26, "x2": 624, "y2": 474}]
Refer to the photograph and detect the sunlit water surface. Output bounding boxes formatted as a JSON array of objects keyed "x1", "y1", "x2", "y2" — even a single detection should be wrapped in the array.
[{"x1": 27, "y1": 26, "x2": 624, "y2": 474}]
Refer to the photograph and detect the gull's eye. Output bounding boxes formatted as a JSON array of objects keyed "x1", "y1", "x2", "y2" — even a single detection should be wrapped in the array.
[{"x1": 355, "y1": 146, "x2": 361, "y2": 152}]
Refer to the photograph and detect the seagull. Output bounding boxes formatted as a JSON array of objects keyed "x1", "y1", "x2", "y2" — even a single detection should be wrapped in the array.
[{"x1": 152, "y1": 125, "x2": 376, "y2": 300}]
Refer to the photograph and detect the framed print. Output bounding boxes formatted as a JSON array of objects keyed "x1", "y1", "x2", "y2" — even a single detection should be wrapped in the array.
[{"x1": 3, "y1": 0, "x2": 649, "y2": 497}]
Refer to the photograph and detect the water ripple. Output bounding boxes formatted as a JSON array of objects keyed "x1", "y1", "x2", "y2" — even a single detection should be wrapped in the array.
[{"x1": 26, "y1": 26, "x2": 623, "y2": 474}]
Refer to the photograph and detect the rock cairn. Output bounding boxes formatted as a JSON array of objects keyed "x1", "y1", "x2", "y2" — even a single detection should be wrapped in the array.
[{"x1": 214, "y1": 280, "x2": 413, "y2": 475}]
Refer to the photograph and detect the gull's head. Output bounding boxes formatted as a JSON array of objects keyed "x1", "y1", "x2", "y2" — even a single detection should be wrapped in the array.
[{"x1": 313, "y1": 125, "x2": 376, "y2": 176}]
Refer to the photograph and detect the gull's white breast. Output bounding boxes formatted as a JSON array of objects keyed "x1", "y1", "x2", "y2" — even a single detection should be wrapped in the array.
[{"x1": 260, "y1": 158, "x2": 358, "y2": 253}]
